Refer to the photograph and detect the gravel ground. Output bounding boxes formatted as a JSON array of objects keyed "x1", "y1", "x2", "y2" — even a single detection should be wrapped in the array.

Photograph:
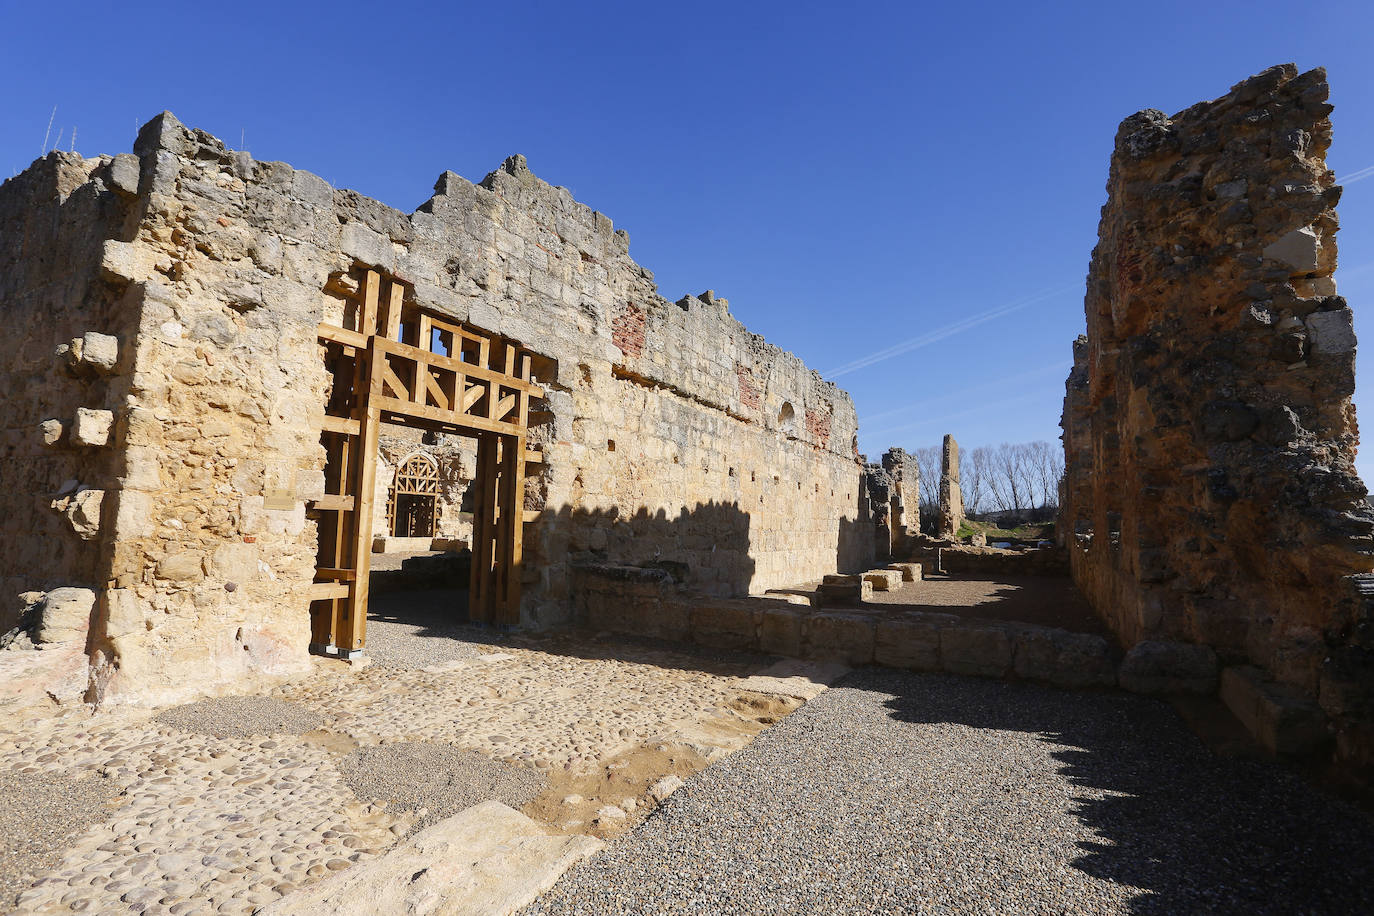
[
  {"x1": 526, "y1": 669, "x2": 1374, "y2": 915},
  {"x1": 0, "y1": 769, "x2": 118, "y2": 907},
  {"x1": 154, "y1": 695, "x2": 323, "y2": 738},
  {"x1": 364, "y1": 589, "x2": 489, "y2": 669},
  {"x1": 339, "y1": 741, "x2": 546, "y2": 833}
]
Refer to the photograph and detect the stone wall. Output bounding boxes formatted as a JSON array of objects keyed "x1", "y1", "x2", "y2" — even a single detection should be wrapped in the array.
[
  {"x1": 0, "y1": 153, "x2": 143, "y2": 635},
  {"x1": 1, "y1": 113, "x2": 873, "y2": 703},
  {"x1": 1061, "y1": 65, "x2": 1374, "y2": 774}
]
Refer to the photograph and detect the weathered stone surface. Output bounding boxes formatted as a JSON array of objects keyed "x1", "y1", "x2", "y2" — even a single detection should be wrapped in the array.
[
  {"x1": 862, "y1": 569, "x2": 902, "y2": 591},
  {"x1": 1118, "y1": 640, "x2": 1218, "y2": 695},
  {"x1": 886, "y1": 562, "x2": 922, "y2": 582},
  {"x1": 874, "y1": 617, "x2": 942, "y2": 671},
  {"x1": 689, "y1": 601, "x2": 758, "y2": 651},
  {"x1": 54, "y1": 488, "x2": 104, "y2": 540},
  {"x1": 38, "y1": 418, "x2": 66, "y2": 446},
  {"x1": 78, "y1": 332, "x2": 119, "y2": 374},
  {"x1": 261, "y1": 800, "x2": 602, "y2": 916},
  {"x1": 1013, "y1": 628, "x2": 1116, "y2": 688},
  {"x1": 1059, "y1": 65, "x2": 1373, "y2": 784},
  {"x1": 70, "y1": 408, "x2": 113, "y2": 447},
  {"x1": 757, "y1": 605, "x2": 804, "y2": 657},
  {"x1": 32, "y1": 587, "x2": 96, "y2": 644},
  {"x1": 940, "y1": 625, "x2": 1012, "y2": 678},
  {"x1": 1222, "y1": 665, "x2": 1330, "y2": 756},
  {"x1": 938, "y1": 434, "x2": 963, "y2": 538},
  {"x1": 804, "y1": 613, "x2": 874, "y2": 665}
]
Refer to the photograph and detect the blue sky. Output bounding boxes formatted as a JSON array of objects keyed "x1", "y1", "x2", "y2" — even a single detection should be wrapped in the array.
[{"x1": 3, "y1": 0, "x2": 1372, "y2": 477}]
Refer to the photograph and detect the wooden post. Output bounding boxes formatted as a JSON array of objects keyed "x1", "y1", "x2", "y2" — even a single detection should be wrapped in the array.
[
  {"x1": 340, "y1": 337, "x2": 382, "y2": 653},
  {"x1": 470, "y1": 433, "x2": 501, "y2": 624}
]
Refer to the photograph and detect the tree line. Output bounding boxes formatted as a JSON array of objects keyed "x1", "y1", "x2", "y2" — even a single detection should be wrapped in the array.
[{"x1": 912, "y1": 440, "x2": 1064, "y2": 523}]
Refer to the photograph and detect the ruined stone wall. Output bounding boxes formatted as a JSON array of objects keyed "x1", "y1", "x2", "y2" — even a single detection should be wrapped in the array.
[
  {"x1": 1061, "y1": 65, "x2": 1374, "y2": 772},
  {"x1": 2, "y1": 113, "x2": 871, "y2": 702},
  {"x1": 0, "y1": 152, "x2": 143, "y2": 633}
]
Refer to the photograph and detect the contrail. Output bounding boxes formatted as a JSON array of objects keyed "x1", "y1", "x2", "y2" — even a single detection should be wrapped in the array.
[
  {"x1": 824, "y1": 283, "x2": 1079, "y2": 379},
  {"x1": 1338, "y1": 164, "x2": 1374, "y2": 185},
  {"x1": 862, "y1": 388, "x2": 1055, "y2": 444},
  {"x1": 858, "y1": 359, "x2": 1071, "y2": 427}
]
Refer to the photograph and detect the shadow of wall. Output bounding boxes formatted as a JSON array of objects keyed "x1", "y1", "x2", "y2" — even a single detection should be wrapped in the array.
[{"x1": 876, "y1": 670, "x2": 1374, "y2": 915}]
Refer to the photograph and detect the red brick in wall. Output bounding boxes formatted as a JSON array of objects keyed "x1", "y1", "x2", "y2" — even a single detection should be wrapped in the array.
[
  {"x1": 612, "y1": 302, "x2": 646, "y2": 358},
  {"x1": 805, "y1": 406, "x2": 831, "y2": 448}
]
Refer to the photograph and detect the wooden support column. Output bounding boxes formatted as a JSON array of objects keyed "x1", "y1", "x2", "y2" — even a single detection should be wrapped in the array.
[
  {"x1": 470, "y1": 432, "x2": 501, "y2": 624},
  {"x1": 340, "y1": 337, "x2": 382, "y2": 653}
]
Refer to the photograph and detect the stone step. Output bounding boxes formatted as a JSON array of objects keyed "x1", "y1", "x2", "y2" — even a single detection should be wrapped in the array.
[
  {"x1": 1221, "y1": 666, "x2": 1330, "y2": 756},
  {"x1": 262, "y1": 800, "x2": 603, "y2": 916},
  {"x1": 816, "y1": 579, "x2": 873, "y2": 604},
  {"x1": 885, "y1": 562, "x2": 922, "y2": 582},
  {"x1": 862, "y1": 569, "x2": 903, "y2": 591}
]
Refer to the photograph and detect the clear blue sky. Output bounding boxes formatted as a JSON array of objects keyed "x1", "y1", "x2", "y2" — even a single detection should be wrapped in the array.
[{"x1": 4, "y1": 1, "x2": 1373, "y2": 477}]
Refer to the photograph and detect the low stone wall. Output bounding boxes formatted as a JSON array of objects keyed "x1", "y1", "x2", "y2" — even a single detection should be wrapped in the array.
[{"x1": 572, "y1": 563, "x2": 1220, "y2": 692}]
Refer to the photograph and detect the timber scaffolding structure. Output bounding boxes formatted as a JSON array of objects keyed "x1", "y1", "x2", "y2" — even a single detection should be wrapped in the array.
[{"x1": 309, "y1": 267, "x2": 544, "y2": 657}]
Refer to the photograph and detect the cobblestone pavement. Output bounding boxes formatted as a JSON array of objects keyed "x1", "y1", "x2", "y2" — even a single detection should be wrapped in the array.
[
  {"x1": 0, "y1": 609, "x2": 779, "y2": 915},
  {"x1": 527, "y1": 669, "x2": 1374, "y2": 916}
]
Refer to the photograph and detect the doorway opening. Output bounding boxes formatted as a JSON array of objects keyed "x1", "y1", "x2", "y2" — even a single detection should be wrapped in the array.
[{"x1": 308, "y1": 266, "x2": 545, "y2": 658}]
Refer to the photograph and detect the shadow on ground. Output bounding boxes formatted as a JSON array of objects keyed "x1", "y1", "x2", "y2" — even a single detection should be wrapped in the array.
[
  {"x1": 365, "y1": 588, "x2": 779, "y2": 678},
  {"x1": 880, "y1": 670, "x2": 1374, "y2": 915}
]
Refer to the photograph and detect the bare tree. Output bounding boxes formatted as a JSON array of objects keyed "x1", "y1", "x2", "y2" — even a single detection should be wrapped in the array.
[
  {"x1": 913, "y1": 445, "x2": 941, "y2": 533},
  {"x1": 964, "y1": 445, "x2": 991, "y2": 515}
]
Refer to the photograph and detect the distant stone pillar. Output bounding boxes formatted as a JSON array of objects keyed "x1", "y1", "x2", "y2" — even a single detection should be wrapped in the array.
[{"x1": 938, "y1": 434, "x2": 963, "y2": 539}]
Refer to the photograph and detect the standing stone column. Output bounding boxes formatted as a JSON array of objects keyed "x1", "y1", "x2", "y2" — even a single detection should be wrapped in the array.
[{"x1": 938, "y1": 434, "x2": 963, "y2": 539}]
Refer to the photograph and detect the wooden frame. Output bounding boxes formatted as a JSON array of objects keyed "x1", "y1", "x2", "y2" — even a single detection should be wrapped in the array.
[{"x1": 309, "y1": 268, "x2": 543, "y2": 656}]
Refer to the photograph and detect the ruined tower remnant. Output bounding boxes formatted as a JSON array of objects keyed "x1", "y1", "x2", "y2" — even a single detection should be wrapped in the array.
[
  {"x1": 1061, "y1": 64, "x2": 1374, "y2": 777},
  {"x1": 938, "y1": 434, "x2": 963, "y2": 538}
]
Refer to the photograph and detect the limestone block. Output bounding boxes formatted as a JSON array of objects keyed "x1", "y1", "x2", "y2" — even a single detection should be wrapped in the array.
[
  {"x1": 1013, "y1": 628, "x2": 1117, "y2": 688},
  {"x1": 53, "y1": 488, "x2": 104, "y2": 540},
  {"x1": 1262, "y1": 226, "x2": 1321, "y2": 274},
  {"x1": 38, "y1": 419, "x2": 66, "y2": 446},
  {"x1": 212, "y1": 543, "x2": 260, "y2": 584},
  {"x1": 874, "y1": 617, "x2": 942, "y2": 671},
  {"x1": 33, "y1": 587, "x2": 96, "y2": 644},
  {"x1": 862, "y1": 569, "x2": 903, "y2": 591},
  {"x1": 940, "y1": 625, "x2": 1012, "y2": 678},
  {"x1": 886, "y1": 562, "x2": 922, "y2": 582},
  {"x1": 112, "y1": 490, "x2": 154, "y2": 538},
  {"x1": 120, "y1": 445, "x2": 162, "y2": 490},
  {"x1": 1119, "y1": 640, "x2": 1218, "y2": 695},
  {"x1": 1306, "y1": 308, "x2": 1356, "y2": 356},
  {"x1": 99, "y1": 239, "x2": 159, "y2": 285},
  {"x1": 103, "y1": 589, "x2": 147, "y2": 639},
  {"x1": 689, "y1": 601, "x2": 757, "y2": 651},
  {"x1": 340, "y1": 222, "x2": 396, "y2": 272},
  {"x1": 156, "y1": 551, "x2": 205, "y2": 583},
  {"x1": 1221, "y1": 666, "x2": 1330, "y2": 756},
  {"x1": 758, "y1": 605, "x2": 804, "y2": 657},
  {"x1": 71, "y1": 408, "x2": 114, "y2": 446},
  {"x1": 804, "y1": 613, "x2": 874, "y2": 665},
  {"x1": 296, "y1": 469, "x2": 326, "y2": 502},
  {"x1": 79, "y1": 332, "x2": 119, "y2": 374},
  {"x1": 261, "y1": 801, "x2": 602, "y2": 916},
  {"x1": 108, "y1": 153, "x2": 141, "y2": 197}
]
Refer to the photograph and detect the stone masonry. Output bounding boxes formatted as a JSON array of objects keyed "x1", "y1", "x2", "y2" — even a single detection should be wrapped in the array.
[
  {"x1": 0, "y1": 114, "x2": 875, "y2": 705},
  {"x1": 1061, "y1": 65, "x2": 1374, "y2": 780},
  {"x1": 937, "y1": 434, "x2": 963, "y2": 538}
]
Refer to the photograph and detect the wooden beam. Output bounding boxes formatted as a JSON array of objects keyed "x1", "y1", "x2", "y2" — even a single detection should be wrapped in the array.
[
  {"x1": 309, "y1": 582, "x2": 351, "y2": 601},
  {"x1": 318, "y1": 323, "x2": 368, "y2": 349},
  {"x1": 524, "y1": 448, "x2": 544, "y2": 464},
  {"x1": 374, "y1": 394, "x2": 525, "y2": 438},
  {"x1": 321, "y1": 414, "x2": 360, "y2": 436},
  {"x1": 423, "y1": 370, "x2": 450, "y2": 410},
  {"x1": 499, "y1": 432, "x2": 527, "y2": 625},
  {"x1": 461, "y1": 383, "x2": 484, "y2": 413},
  {"x1": 382, "y1": 363, "x2": 410, "y2": 401},
  {"x1": 312, "y1": 494, "x2": 355, "y2": 512},
  {"x1": 341, "y1": 339, "x2": 383, "y2": 652},
  {"x1": 374, "y1": 337, "x2": 543, "y2": 396},
  {"x1": 380, "y1": 279, "x2": 404, "y2": 342},
  {"x1": 495, "y1": 392, "x2": 517, "y2": 421},
  {"x1": 314, "y1": 568, "x2": 356, "y2": 581},
  {"x1": 358, "y1": 269, "x2": 380, "y2": 336}
]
